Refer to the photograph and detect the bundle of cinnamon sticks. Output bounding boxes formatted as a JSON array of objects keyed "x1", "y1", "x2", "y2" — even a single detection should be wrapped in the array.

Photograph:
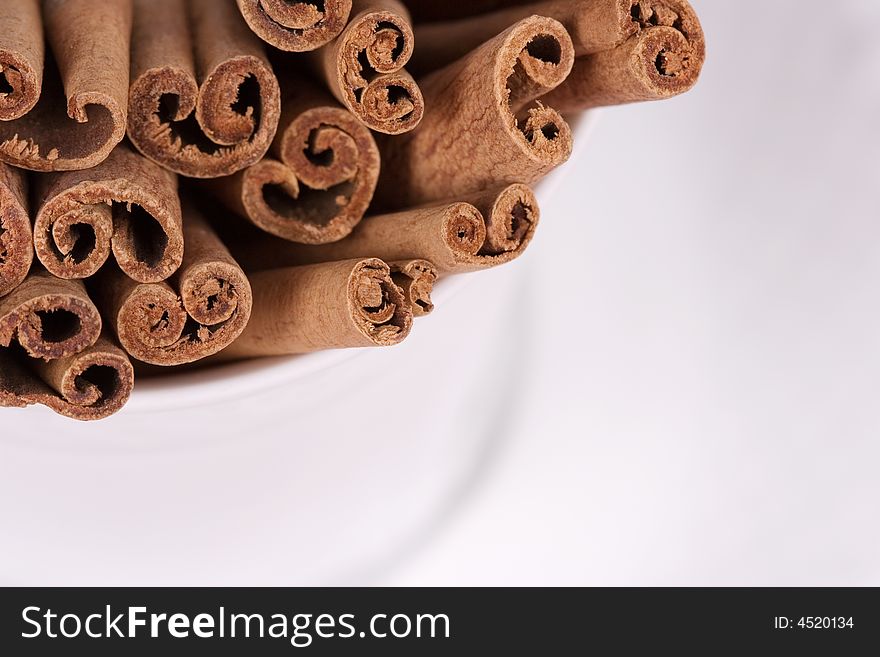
[{"x1": 0, "y1": 0, "x2": 704, "y2": 420}]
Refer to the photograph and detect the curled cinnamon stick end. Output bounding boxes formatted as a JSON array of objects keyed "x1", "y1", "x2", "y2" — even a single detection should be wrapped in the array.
[
  {"x1": 0, "y1": 269, "x2": 101, "y2": 361},
  {"x1": 0, "y1": 0, "x2": 43, "y2": 121},
  {"x1": 543, "y1": 0, "x2": 705, "y2": 112},
  {"x1": 234, "y1": 186, "x2": 538, "y2": 274},
  {"x1": 390, "y1": 260, "x2": 437, "y2": 317},
  {"x1": 128, "y1": 0, "x2": 281, "y2": 178},
  {"x1": 412, "y1": 0, "x2": 640, "y2": 74},
  {"x1": 0, "y1": 332, "x2": 134, "y2": 420},
  {"x1": 33, "y1": 145, "x2": 184, "y2": 283},
  {"x1": 315, "y1": 198, "x2": 531, "y2": 272},
  {"x1": 376, "y1": 16, "x2": 573, "y2": 208},
  {"x1": 206, "y1": 81, "x2": 380, "y2": 244},
  {"x1": 459, "y1": 183, "x2": 540, "y2": 258},
  {"x1": 98, "y1": 203, "x2": 252, "y2": 366},
  {"x1": 222, "y1": 258, "x2": 411, "y2": 358},
  {"x1": 0, "y1": 162, "x2": 32, "y2": 297},
  {"x1": 0, "y1": 0, "x2": 130, "y2": 172},
  {"x1": 236, "y1": 0, "x2": 352, "y2": 52},
  {"x1": 313, "y1": 0, "x2": 424, "y2": 135}
]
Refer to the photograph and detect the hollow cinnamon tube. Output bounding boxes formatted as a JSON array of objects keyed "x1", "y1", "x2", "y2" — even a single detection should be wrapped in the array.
[
  {"x1": 0, "y1": 0, "x2": 43, "y2": 121},
  {"x1": 128, "y1": 0, "x2": 281, "y2": 178},
  {"x1": 236, "y1": 0, "x2": 352, "y2": 52},
  {"x1": 0, "y1": 332, "x2": 134, "y2": 420},
  {"x1": 459, "y1": 183, "x2": 540, "y2": 257},
  {"x1": 412, "y1": 0, "x2": 642, "y2": 74},
  {"x1": 204, "y1": 78, "x2": 380, "y2": 244},
  {"x1": 0, "y1": 269, "x2": 101, "y2": 361},
  {"x1": 33, "y1": 145, "x2": 184, "y2": 284},
  {"x1": 233, "y1": 184, "x2": 539, "y2": 274},
  {"x1": 310, "y1": 0, "x2": 423, "y2": 135},
  {"x1": 0, "y1": 162, "x2": 32, "y2": 298},
  {"x1": 96, "y1": 204, "x2": 252, "y2": 366},
  {"x1": 375, "y1": 16, "x2": 573, "y2": 208},
  {"x1": 390, "y1": 259, "x2": 437, "y2": 317},
  {"x1": 220, "y1": 258, "x2": 411, "y2": 358},
  {"x1": 0, "y1": 0, "x2": 130, "y2": 172},
  {"x1": 541, "y1": 0, "x2": 705, "y2": 112}
]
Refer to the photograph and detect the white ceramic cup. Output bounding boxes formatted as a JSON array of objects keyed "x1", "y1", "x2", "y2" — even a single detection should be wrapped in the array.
[{"x1": 0, "y1": 116, "x2": 592, "y2": 585}]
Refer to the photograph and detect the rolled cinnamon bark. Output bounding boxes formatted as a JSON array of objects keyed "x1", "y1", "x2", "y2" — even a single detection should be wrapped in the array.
[
  {"x1": 0, "y1": 269, "x2": 101, "y2": 361},
  {"x1": 232, "y1": 184, "x2": 539, "y2": 274},
  {"x1": 375, "y1": 16, "x2": 573, "y2": 208},
  {"x1": 459, "y1": 183, "x2": 540, "y2": 257},
  {"x1": 128, "y1": 0, "x2": 281, "y2": 178},
  {"x1": 541, "y1": 0, "x2": 705, "y2": 112},
  {"x1": 0, "y1": 0, "x2": 130, "y2": 172},
  {"x1": 412, "y1": 0, "x2": 642, "y2": 74},
  {"x1": 33, "y1": 145, "x2": 184, "y2": 283},
  {"x1": 0, "y1": 162, "x2": 32, "y2": 298},
  {"x1": 96, "y1": 203, "x2": 252, "y2": 366},
  {"x1": 0, "y1": 0, "x2": 42, "y2": 121},
  {"x1": 310, "y1": 0, "x2": 423, "y2": 135},
  {"x1": 0, "y1": 332, "x2": 134, "y2": 420},
  {"x1": 205, "y1": 78, "x2": 380, "y2": 244},
  {"x1": 221, "y1": 258, "x2": 411, "y2": 358},
  {"x1": 236, "y1": 0, "x2": 352, "y2": 52},
  {"x1": 390, "y1": 259, "x2": 436, "y2": 317}
]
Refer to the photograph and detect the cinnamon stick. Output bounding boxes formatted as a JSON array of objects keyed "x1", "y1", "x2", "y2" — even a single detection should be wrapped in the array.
[
  {"x1": 33, "y1": 145, "x2": 184, "y2": 283},
  {"x1": 375, "y1": 16, "x2": 574, "y2": 208},
  {"x1": 0, "y1": 0, "x2": 130, "y2": 172},
  {"x1": 96, "y1": 203, "x2": 252, "y2": 366},
  {"x1": 459, "y1": 183, "x2": 540, "y2": 257},
  {"x1": 236, "y1": 0, "x2": 352, "y2": 52},
  {"x1": 310, "y1": 0, "x2": 424, "y2": 135},
  {"x1": 0, "y1": 0, "x2": 42, "y2": 121},
  {"x1": 0, "y1": 332, "x2": 134, "y2": 420},
  {"x1": 0, "y1": 268, "x2": 101, "y2": 361},
  {"x1": 127, "y1": 0, "x2": 281, "y2": 178},
  {"x1": 541, "y1": 0, "x2": 705, "y2": 112},
  {"x1": 412, "y1": 0, "x2": 642, "y2": 74},
  {"x1": 232, "y1": 183, "x2": 540, "y2": 274},
  {"x1": 204, "y1": 78, "x2": 380, "y2": 244},
  {"x1": 0, "y1": 161, "x2": 32, "y2": 298},
  {"x1": 220, "y1": 258, "x2": 411, "y2": 358},
  {"x1": 390, "y1": 259, "x2": 436, "y2": 317}
]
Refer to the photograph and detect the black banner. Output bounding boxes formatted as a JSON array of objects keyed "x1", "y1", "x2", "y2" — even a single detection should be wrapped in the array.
[{"x1": 0, "y1": 588, "x2": 876, "y2": 654}]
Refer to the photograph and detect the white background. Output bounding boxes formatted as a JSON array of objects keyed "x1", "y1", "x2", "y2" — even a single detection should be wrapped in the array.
[
  {"x1": 2, "y1": 0, "x2": 879, "y2": 586},
  {"x1": 387, "y1": 0, "x2": 880, "y2": 585}
]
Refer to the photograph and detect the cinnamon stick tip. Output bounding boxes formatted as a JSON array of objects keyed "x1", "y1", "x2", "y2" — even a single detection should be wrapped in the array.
[
  {"x1": 634, "y1": 25, "x2": 703, "y2": 97},
  {"x1": 60, "y1": 346, "x2": 135, "y2": 420},
  {"x1": 180, "y1": 261, "x2": 253, "y2": 327},
  {"x1": 1, "y1": 293, "x2": 102, "y2": 362},
  {"x1": 442, "y1": 203, "x2": 488, "y2": 260},
  {"x1": 482, "y1": 183, "x2": 540, "y2": 256},
  {"x1": 501, "y1": 16, "x2": 576, "y2": 85},
  {"x1": 361, "y1": 74, "x2": 425, "y2": 135},
  {"x1": 391, "y1": 259, "x2": 437, "y2": 317},
  {"x1": 348, "y1": 258, "x2": 413, "y2": 347},
  {"x1": 355, "y1": 8, "x2": 415, "y2": 73},
  {"x1": 627, "y1": 0, "x2": 706, "y2": 97},
  {"x1": 519, "y1": 104, "x2": 572, "y2": 163}
]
